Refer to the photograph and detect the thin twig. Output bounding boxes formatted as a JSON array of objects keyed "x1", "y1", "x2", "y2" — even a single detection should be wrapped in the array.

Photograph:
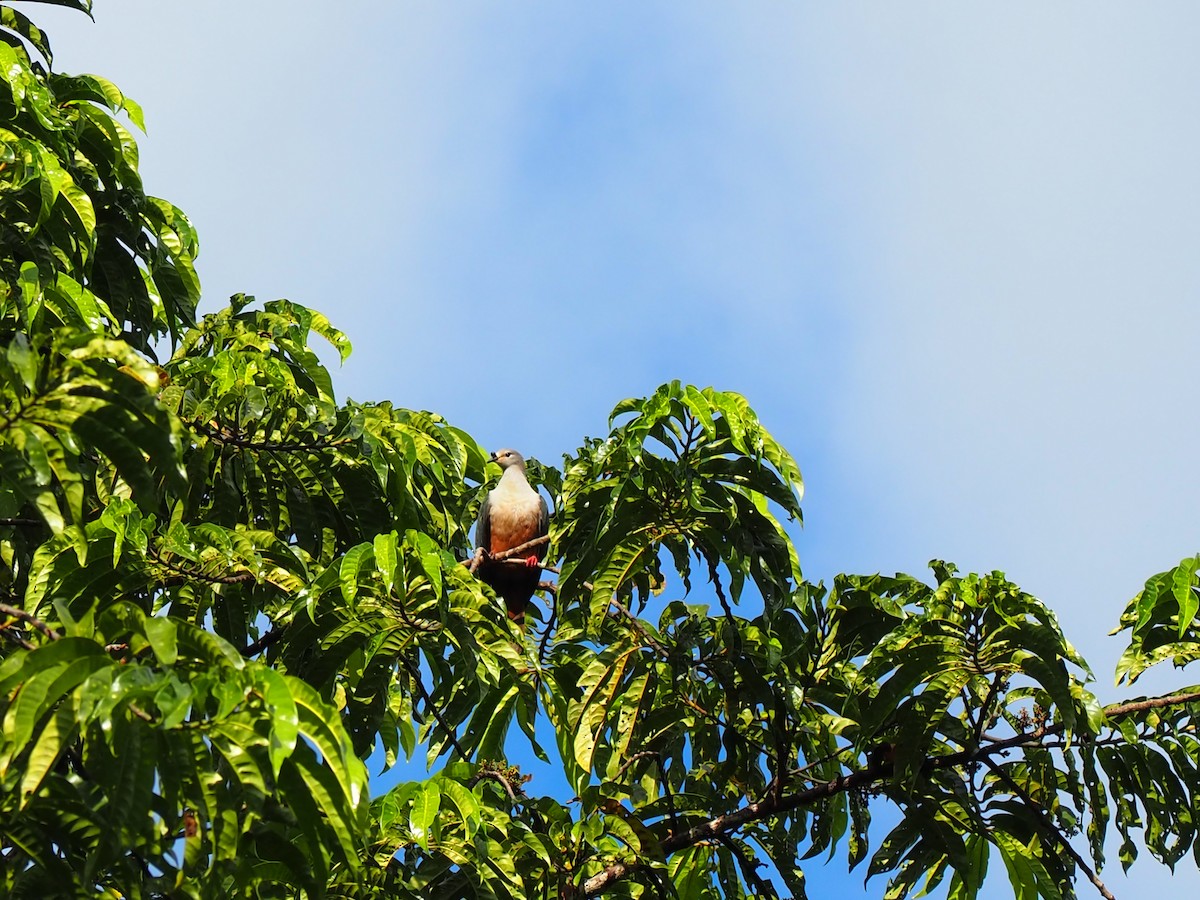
[
  {"x1": 971, "y1": 672, "x2": 1007, "y2": 748},
  {"x1": 463, "y1": 535, "x2": 552, "y2": 572},
  {"x1": 147, "y1": 545, "x2": 255, "y2": 585},
  {"x1": 0, "y1": 628, "x2": 35, "y2": 650},
  {"x1": 400, "y1": 656, "x2": 468, "y2": 762},
  {"x1": 769, "y1": 691, "x2": 788, "y2": 803},
  {"x1": 967, "y1": 690, "x2": 1200, "y2": 762},
  {"x1": 242, "y1": 626, "x2": 286, "y2": 658},
  {"x1": 705, "y1": 555, "x2": 736, "y2": 627},
  {"x1": 608, "y1": 597, "x2": 666, "y2": 655},
  {"x1": 468, "y1": 770, "x2": 518, "y2": 804},
  {"x1": 190, "y1": 420, "x2": 352, "y2": 453},
  {"x1": 676, "y1": 695, "x2": 774, "y2": 760},
  {"x1": 788, "y1": 746, "x2": 857, "y2": 782},
  {"x1": 0, "y1": 517, "x2": 41, "y2": 527},
  {"x1": 715, "y1": 832, "x2": 774, "y2": 897},
  {"x1": 0, "y1": 602, "x2": 61, "y2": 642},
  {"x1": 537, "y1": 561, "x2": 592, "y2": 595},
  {"x1": 615, "y1": 751, "x2": 678, "y2": 832}
]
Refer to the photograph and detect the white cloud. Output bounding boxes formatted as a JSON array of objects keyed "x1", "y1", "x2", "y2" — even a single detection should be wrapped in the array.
[{"x1": 700, "y1": 3, "x2": 1200, "y2": 660}]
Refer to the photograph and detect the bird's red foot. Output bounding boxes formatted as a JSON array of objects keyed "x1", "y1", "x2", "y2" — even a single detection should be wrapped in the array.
[{"x1": 524, "y1": 555, "x2": 540, "y2": 568}]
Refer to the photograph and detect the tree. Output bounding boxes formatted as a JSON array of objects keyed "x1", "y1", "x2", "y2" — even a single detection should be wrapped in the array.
[{"x1": 1, "y1": 3, "x2": 1198, "y2": 898}]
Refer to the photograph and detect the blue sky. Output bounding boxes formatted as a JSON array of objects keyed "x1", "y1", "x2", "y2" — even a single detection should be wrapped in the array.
[{"x1": 38, "y1": 2, "x2": 1200, "y2": 896}]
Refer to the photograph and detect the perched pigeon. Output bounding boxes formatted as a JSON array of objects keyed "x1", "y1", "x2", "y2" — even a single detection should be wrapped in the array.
[{"x1": 474, "y1": 449, "x2": 550, "y2": 623}]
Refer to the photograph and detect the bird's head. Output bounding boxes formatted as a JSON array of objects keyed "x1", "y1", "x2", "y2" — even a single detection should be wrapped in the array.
[{"x1": 490, "y1": 448, "x2": 526, "y2": 471}]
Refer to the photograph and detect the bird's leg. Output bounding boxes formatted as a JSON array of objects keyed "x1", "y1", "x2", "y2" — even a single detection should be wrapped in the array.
[{"x1": 524, "y1": 556, "x2": 541, "y2": 568}]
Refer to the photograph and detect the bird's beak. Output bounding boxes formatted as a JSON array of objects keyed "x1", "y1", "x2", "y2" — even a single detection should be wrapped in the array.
[{"x1": 489, "y1": 452, "x2": 499, "y2": 463}]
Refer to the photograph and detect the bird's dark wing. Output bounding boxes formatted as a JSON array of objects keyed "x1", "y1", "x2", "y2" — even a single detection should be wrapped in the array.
[
  {"x1": 474, "y1": 493, "x2": 492, "y2": 552},
  {"x1": 537, "y1": 495, "x2": 550, "y2": 554}
]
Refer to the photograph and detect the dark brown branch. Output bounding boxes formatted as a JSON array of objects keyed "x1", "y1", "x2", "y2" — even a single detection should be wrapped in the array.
[
  {"x1": 582, "y1": 760, "x2": 886, "y2": 895},
  {"x1": 400, "y1": 657, "x2": 468, "y2": 762},
  {"x1": 715, "y1": 832, "x2": 774, "y2": 897},
  {"x1": 464, "y1": 535, "x2": 552, "y2": 573},
  {"x1": 676, "y1": 762, "x2": 885, "y2": 855},
  {"x1": 704, "y1": 555, "x2": 736, "y2": 626},
  {"x1": 469, "y1": 770, "x2": 518, "y2": 804},
  {"x1": 971, "y1": 672, "x2": 1007, "y2": 748},
  {"x1": 0, "y1": 602, "x2": 61, "y2": 642},
  {"x1": 190, "y1": 420, "x2": 352, "y2": 453},
  {"x1": 616, "y1": 752, "x2": 678, "y2": 832},
  {"x1": 242, "y1": 626, "x2": 285, "y2": 658},
  {"x1": 982, "y1": 757, "x2": 1115, "y2": 900},
  {"x1": 1104, "y1": 691, "x2": 1200, "y2": 719},
  {"x1": 0, "y1": 517, "x2": 41, "y2": 527},
  {"x1": 0, "y1": 627, "x2": 35, "y2": 650},
  {"x1": 147, "y1": 545, "x2": 255, "y2": 585},
  {"x1": 608, "y1": 597, "x2": 666, "y2": 655}
]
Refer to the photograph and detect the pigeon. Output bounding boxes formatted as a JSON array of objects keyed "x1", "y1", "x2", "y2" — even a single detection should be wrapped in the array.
[{"x1": 474, "y1": 449, "x2": 550, "y2": 623}]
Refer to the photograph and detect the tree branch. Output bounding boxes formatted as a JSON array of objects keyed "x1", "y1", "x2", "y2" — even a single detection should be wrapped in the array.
[
  {"x1": 1105, "y1": 691, "x2": 1200, "y2": 719},
  {"x1": 190, "y1": 419, "x2": 352, "y2": 453},
  {"x1": 464, "y1": 535, "x2": 552, "y2": 573},
  {"x1": 608, "y1": 597, "x2": 666, "y2": 656},
  {"x1": 715, "y1": 833, "x2": 774, "y2": 898},
  {"x1": 469, "y1": 770, "x2": 518, "y2": 804},
  {"x1": 0, "y1": 601, "x2": 61, "y2": 642},
  {"x1": 0, "y1": 626, "x2": 35, "y2": 650},
  {"x1": 400, "y1": 656, "x2": 468, "y2": 762},
  {"x1": 615, "y1": 752, "x2": 679, "y2": 832},
  {"x1": 582, "y1": 760, "x2": 885, "y2": 896},
  {"x1": 242, "y1": 626, "x2": 285, "y2": 658},
  {"x1": 971, "y1": 672, "x2": 1007, "y2": 748},
  {"x1": 147, "y1": 544, "x2": 255, "y2": 585}
]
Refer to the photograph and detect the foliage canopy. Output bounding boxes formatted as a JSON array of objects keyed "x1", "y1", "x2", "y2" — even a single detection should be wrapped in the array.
[{"x1": 1, "y1": 3, "x2": 1199, "y2": 898}]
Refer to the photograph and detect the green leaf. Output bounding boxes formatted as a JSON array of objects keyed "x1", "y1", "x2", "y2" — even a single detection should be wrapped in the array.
[
  {"x1": 1173, "y1": 556, "x2": 1199, "y2": 638},
  {"x1": 257, "y1": 666, "x2": 299, "y2": 777},
  {"x1": 438, "y1": 776, "x2": 481, "y2": 839},
  {"x1": 18, "y1": 697, "x2": 77, "y2": 805},
  {"x1": 143, "y1": 615, "x2": 177, "y2": 664},
  {"x1": 409, "y1": 781, "x2": 442, "y2": 851}
]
